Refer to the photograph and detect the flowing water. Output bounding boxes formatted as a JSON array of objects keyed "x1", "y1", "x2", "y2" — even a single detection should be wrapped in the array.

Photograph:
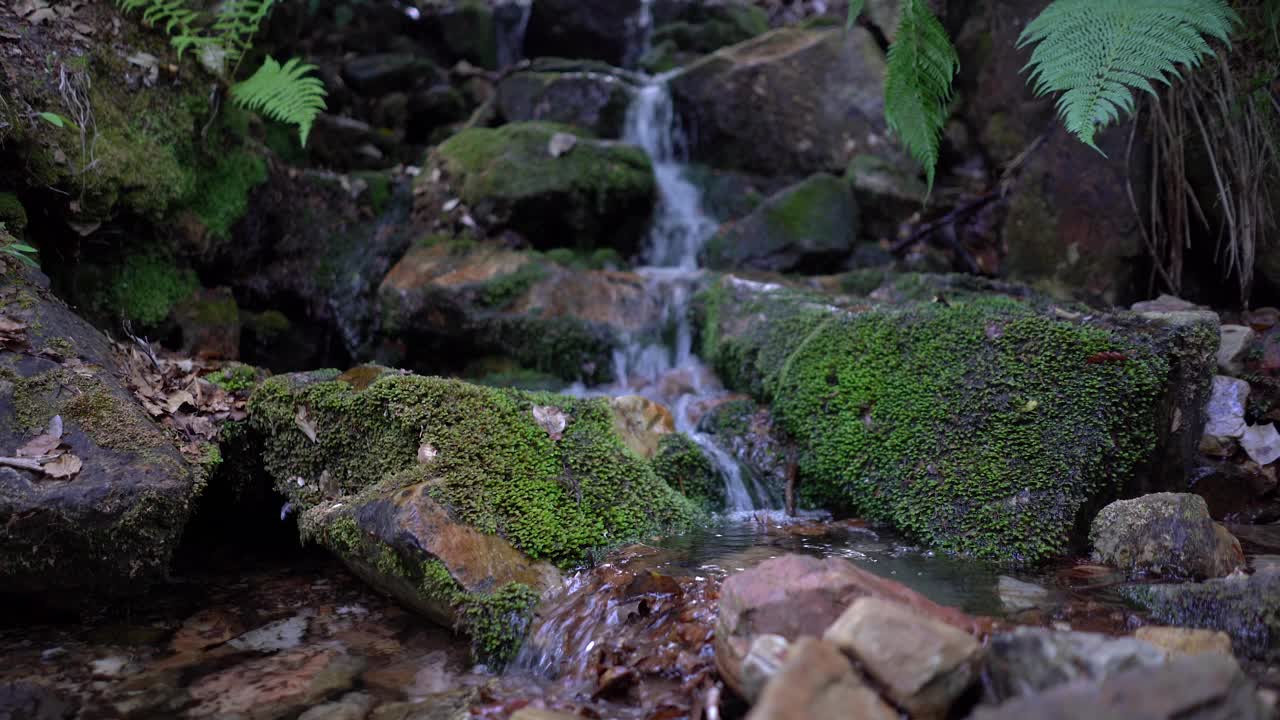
[{"x1": 494, "y1": 0, "x2": 533, "y2": 68}]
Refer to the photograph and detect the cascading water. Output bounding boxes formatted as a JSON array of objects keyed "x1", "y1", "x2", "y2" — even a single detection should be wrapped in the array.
[
  {"x1": 494, "y1": 0, "x2": 533, "y2": 68},
  {"x1": 607, "y1": 76, "x2": 776, "y2": 513}
]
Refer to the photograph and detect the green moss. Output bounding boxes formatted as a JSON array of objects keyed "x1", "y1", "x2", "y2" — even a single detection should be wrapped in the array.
[
  {"x1": 354, "y1": 171, "x2": 394, "y2": 215},
  {"x1": 109, "y1": 253, "x2": 199, "y2": 327},
  {"x1": 13, "y1": 368, "x2": 166, "y2": 451},
  {"x1": 700, "y1": 281, "x2": 1168, "y2": 563},
  {"x1": 652, "y1": 433, "x2": 725, "y2": 512},
  {"x1": 249, "y1": 374, "x2": 695, "y2": 567},
  {"x1": 243, "y1": 310, "x2": 290, "y2": 342},
  {"x1": 40, "y1": 336, "x2": 76, "y2": 360},
  {"x1": 477, "y1": 261, "x2": 549, "y2": 309},
  {"x1": 188, "y1": 149, "x2": 268, "y2": 241},
  {"x1": 0, "y1": 193, "x2": 27, "y2": 234},
  {"x1": 206, "y1": 364, "x2": 258, "y2": 393}
]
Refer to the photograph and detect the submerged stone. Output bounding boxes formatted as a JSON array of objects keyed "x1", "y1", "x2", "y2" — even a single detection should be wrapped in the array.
[{"x1": 699, "y1": 274, "x2": 1217, "y2": 562}]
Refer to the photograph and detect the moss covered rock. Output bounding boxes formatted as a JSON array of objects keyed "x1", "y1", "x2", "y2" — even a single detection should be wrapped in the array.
[
  {"x1": 421, "y1": 122, "x2": 655, "y2": 255},
  {"x1": 0, "y1": 262, "x2": 197, "y2": 602},
  {"x1": 1089, "y1": 493, "x2": 1243, "y2": 580},
  {"x1": 642, "y1": 2, "x2": 770, "y2": 72},
  {"x1": 697, "y1": 274, "x2": 1216, "y2": 562},
  {"x1": 378, "y1": 239, "x2": 677, "y2": 383},
  {"x1": 652, "y1": 433, "x2": 725, "y2": 512},
  {"x1": 248, "y1": 367, "x2": 697, "y2": 658},
  {"x1": 703, "y1": 173, "x2": 859, "y2": 273}
]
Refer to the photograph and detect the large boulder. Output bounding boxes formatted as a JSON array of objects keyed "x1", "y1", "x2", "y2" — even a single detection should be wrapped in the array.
[
  {"x1": 702, "y1": 173, "x2": 859, "y2": 273},
  {"x1": 670, "y1": 27, "x2": 909, "y2": 178},
  {"x1": 698, "y1": 274, "x2": 1218, "y2": 562},
  {"x1": 419, "y1": 123, "x2": 656, "y2": 255},
  {"x1": 0, "y1": 264, "x2": 198, "y2": 602},
  {"x1": 1089, "y1": 493, "x2": 1243, "y2": 580},
  {"x1": 715, "y1": 554, "x2": 977, "y2": 698},
  {"x1": 247, "y1": 368, "x2": 698, "y2": 661},
  {"x1": 496, "y1": 59, "x2": 642, "y2": 138},
  {"x1": 378, "y1": 240, "x2": 678, "y2": 383}
]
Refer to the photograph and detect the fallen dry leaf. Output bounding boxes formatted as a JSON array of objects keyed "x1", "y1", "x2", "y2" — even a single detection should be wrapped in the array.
[
  {"x1": 16, "y1": 433, "x2": 61, "y2": 458},
  {"x1": 532, "y1": 405, "x2": 566, "y2": 441},
  {"x1": 417, "y1": 443, "x2": 438, "y2": 463},
  {"x1": 295, "y1": 406, "x2": 318, "y2": 443},
  {"x1": 165, "y1": 389, "x2": 195, "y2": 414},
  {"x1": 43, "y1": 453, "x2": 82, "y2": 479}
]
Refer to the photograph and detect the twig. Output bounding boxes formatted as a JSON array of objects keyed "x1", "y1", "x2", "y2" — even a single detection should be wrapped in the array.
[
  {"x1": 889, "y1": 192, "x2": 997, "y2": 254},
  {"x1": 0, "y1": 457, "x2": 44, "y2": 472}
]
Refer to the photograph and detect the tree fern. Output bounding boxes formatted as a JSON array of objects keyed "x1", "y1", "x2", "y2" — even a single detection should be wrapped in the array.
[
  {"x1": 211, "y1": 0, "x2": 277, "y2": 66},
  {"x1": 1018, "y1": 0, "x2": 1239, "y2": 151},
  {"x1": 118, "y1": 0, "x2": 199, "y2": 40},
  {"x1": 884, "y1": 0, "x2": 959, "y2": 192},
  {"x1": 231, "y1": 57, "x2": 327, "y2": 146}
]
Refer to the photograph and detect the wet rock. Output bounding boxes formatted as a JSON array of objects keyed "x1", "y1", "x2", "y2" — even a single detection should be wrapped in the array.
[
  {"x1": 297, "y1": 691, "x2": 377, "y2": 720},
  {"x1": 1241, "y1": 423, "x2": 1280, "y2": 466},
  {"x1": 1205, "y1": 376, "x2": 1249, "y2": 441},
  {"x1": 1226, "y1": 522, "x2": 1280, "y2": 553},
  {"x1": 715, "y1": 554, "x2": 976, "y2": 697},
  {"x1": 1123, "y1": 569, "x2": 1280, "y2": 661},
  {"x1": 510, "y1": 710, "x2": 581, "y2": 720},
  {"x1": 997, "y1": 576, "x2": 1052, "y2": 613},
  {"x1": 845, "y1": 153, "x2": 926, "y2": 243},
  {"x1": 228, "y1": 615, "x2": 310, "y2": 653},
  {"x1": 1134, "y1": 627, "x2": 1234, "y2": 657},
  {"x1": 972, "y1": 653, "x2": 1267, "y2": 720},
  {"x1": 700, "y1": 273, "x2": 1218, "y2": 562},
  {"x1": 745, "y1": 636, "x2": 897, "y2": 720},
  {"x1": 249, "y1": 370, "x2": 696, "y2": 662},
  {"x1": 1089, "y1": 493, "x2": 1243, "y2": 580},
  {"x1": 642, "y1": 1, "x2": 770, "y2": 72},
  {"x1": 378, "y1": 241, "x2": 672, "y2": 383},
  {"x1": 186, "y1": 646, "x2": 365, "y2": 720},
  {"x1": 609, "y1": 395, "x2": 675, "y2": 459},
  {"x1": 824, "y1": 597, "x2": 982, "y2": 719},
  {"x1": 496, "y1": 59, "x2": 641, "y2": 137},
  {"x1": 697, "y1": 398, "x2": 788, "y2": 501},
  {"x1": 525, "y1": 0, "x2": 645, "y2": 67},
  {"x1": 0, "y1": 267, "x2": 198, "y2": 602},
  {"x1": 1218, "y1": 325, "x2": 1256, "y2": 376},
  {"x1": 308, "y1": 115, "x2": 402, "y2": 171},
  {"x1": 984, "y1": 627, "x2": 1169, "y2": 703},
  {"x1": 419, "y1": 122, "x2": 655, "y2": 256},
  {"x1": 342, "y1": 53, "x2": 436, "y2": 96},
  {"x1": 432, "y1": 1, "x2": 498, "y2": 69},
  {"x1": 1188, "y1": 461, "x2": 1280, "y2": 523},
  {"x1": 739, "y1": 634, "x2": 789, "y2": 702},
  {"x1": 671, "y1": 27, "x2": 909, "y2": 177},
  {"x1": 703, "y1": 173, "x2": 858, "y2": 274}
]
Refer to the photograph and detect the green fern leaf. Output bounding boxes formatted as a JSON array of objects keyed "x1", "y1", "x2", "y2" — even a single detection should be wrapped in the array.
[
  {"x1": 212, "y1": 0, "x2": 277, "y2": 64},
  {"x1": 1018, "y1": 0, "x2": 1238, "y2": 151},
  {"x1": 847, "y1": 0, "x2": 866, "y2": 30},
  {"x1": 884, "y1": 0, "x2": 959, "y2": 192},
  {"x1": 230, "y1": 56, "x2": 327, "y2": 146}
]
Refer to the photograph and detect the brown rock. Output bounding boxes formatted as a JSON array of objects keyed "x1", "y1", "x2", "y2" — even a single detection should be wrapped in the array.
[
  {"x1": 745, "y1": 637, "x2": 896, "y2": 720},
  {"x1": 1134, "y1": 627, "x2": 1234, "y2": 657},
  {"x1": 510, "y1": 709, "x2": 582, "y2": 720},
  {"x1": 715, "y1": 554, "x2": 977, "y2": 698},
  {"x1": 824, "y1": 597, "x2": 982, "y2": 719},
  {"x1": 186, "y1": 647, "x2": 365, "y2": 720}
]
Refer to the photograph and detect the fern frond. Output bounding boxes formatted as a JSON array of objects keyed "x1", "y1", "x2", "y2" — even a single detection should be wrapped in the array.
[
  {"x1": 230, "y1": 56, "x2": 327, "y2": 146},
  {"x1": 212, "y1": 0, "x2": 277, "y2": 64},
  {"x1": 884, "y1": 0, "x2": 959, "y2": 193},
  {"x1": 1018, "y1": 0, "x2": 1239, "y2": 151},
  {"x1": 116, "y1": 0, "x2": 201, "y2": 47}
]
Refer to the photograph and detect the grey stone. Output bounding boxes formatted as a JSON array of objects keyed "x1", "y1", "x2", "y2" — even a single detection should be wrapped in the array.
[
  {"x1": 1205, "y1": 376, "x2": 1250, "y2": 439},
  {"x1": 984, "y1": 627, "x2": 1169, "y2": 704},
  {"x1": 1090, "y1": 493, "x2": 1243, "y2": 580},
  {"x1": 745, "y1": 637, "x2": 896, "y2": 720},
  {"x1": 1240, "y1": 423, "x2": 1280, "y2": 466},
  {"x1": 1217, "y1": 325, "x2": 1256, "y2": 375}
]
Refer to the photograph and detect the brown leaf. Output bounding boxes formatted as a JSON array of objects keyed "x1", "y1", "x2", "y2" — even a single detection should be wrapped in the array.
[
  {"x1": 165, "y1": 389, "x2": 195, "y2": 414},
  {"x1": 532, "y1": 405, "x2": 566, "y2": 440},
  {"x1": 0, "y1": 316, "x2": 26, "y2": 333},
  {"x1": 16, "y1": 433, "x2": 61, "y2": 458},
  {"x1": 43, "y1": 453, "x2": 82, "y2": 479},
  {"x1": 295, "y1": 406, "x2": 318, "y2": 443}
]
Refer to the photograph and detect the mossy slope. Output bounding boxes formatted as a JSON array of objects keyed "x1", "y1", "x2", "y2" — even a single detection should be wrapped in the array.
[{"x1": 699, "y1": 275, "x2": 1187, "y2": 563}]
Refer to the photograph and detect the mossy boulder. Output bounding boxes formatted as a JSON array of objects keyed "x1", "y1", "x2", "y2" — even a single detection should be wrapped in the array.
[
  {"x1": 1089, "y1": 493, "x2": 1243, "y2": 580},
  {"x1": 642, "y1": 2, "x2": 770, "y2": 72},
  {"x1": 0, "y1": 193, "x2": 28, "y2": 235},
  {"x1": 378, "y1": 239, "x2": 678, "y2": 383},
  {"x1": 698, "y1": 398, "x2": 790, "y2": 503},
  {"x1": 703, "y1": 173, "x2": 858, "y2": 273},
  {"x1": 652, "y1": 433, "x2": 725, "y2": 512},
  {"x1": 421, "y1": 122, "x2": 655, "y2": 255},
  {"x1": 496, "y1": 59, "x2": 642, "y2": 138},
  {"x1": 697, "y1": 273, "x2": 1217, "y2": 562},
  {"x1": 248, "y1": 367, "x2": 697, "y2": 660},
  {"x1": 670, "y1": 27, "x2": 911, "y2": 177},
  {"x1": 0, "y1": 263, "x2": 197, "y2": 602}
]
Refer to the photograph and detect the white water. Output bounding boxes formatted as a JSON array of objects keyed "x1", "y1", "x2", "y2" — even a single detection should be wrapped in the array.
[
  {"x1": 622, "y1": 0, "x2": 655, "y2": 69},
  {"x1": 604, "y1": 77, "x2": 774, "y2": 513},
  {"x1": 495, "y1": 0, "x2": 533, "y2": 68}
]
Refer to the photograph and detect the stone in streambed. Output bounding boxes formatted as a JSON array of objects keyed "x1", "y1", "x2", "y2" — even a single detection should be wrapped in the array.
[
  {"x1": 745, "y1": 637, "x2": 897, "y2": 720},
  {"x1": 1218, "y1": 325, "x2": 1256, "y2": 376},
  {"x1": 1089, "y1": 493, "x2": 1243, "y2": 580},
  {"x1": 1122, "y1": 569, "x2": 1280, "y2": 661},
  {"x1": 1134, "y1": 626, "x2": 1234, "y2": 657},
  {"x1": 496, "y1": 59, "x2": 641, "y2": 138},
  {"x1": 983, "y1": 627, "x2": 1169, "y2": 704},
  {"x1": 714, "y1": 554, "x2": 976, "y2": 698},
  {"x1": 823, "y1": 596, "x2": 983, "y2": 719},
  {"x1": 1204, "y1": 375, "x2": 1250, "y2": 440}
]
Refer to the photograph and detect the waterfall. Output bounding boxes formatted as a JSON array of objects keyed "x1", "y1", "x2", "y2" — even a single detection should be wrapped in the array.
[
  {"x1": 622, "y1": 0, "x2": 655, "y2": 69},
  {"x1": 495, "y1": 0, "x2": 533, "y2": 68},
  {"x1": 611, "y1": 76, "x2": 774, "y2": 513}
]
